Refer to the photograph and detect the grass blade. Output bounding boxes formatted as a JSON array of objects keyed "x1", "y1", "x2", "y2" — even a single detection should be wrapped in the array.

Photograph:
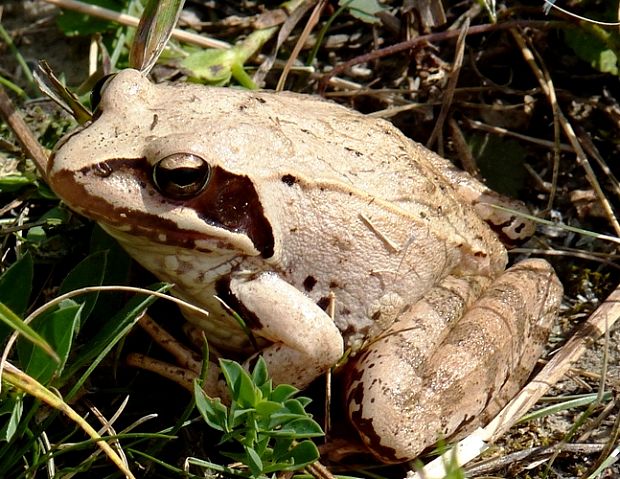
[{"x1": 130, "y1": 0, "x2": 186, "y2": 73}]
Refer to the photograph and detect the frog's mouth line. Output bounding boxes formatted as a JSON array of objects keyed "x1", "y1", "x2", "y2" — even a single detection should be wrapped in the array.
[{"x1": 49, "y1": 157, "x2": 275, "y2": 258}]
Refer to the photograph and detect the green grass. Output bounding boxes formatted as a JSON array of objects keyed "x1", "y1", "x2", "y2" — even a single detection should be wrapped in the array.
[{"x1": 0, "y1": 0, "x2": 618, "y2": 477}]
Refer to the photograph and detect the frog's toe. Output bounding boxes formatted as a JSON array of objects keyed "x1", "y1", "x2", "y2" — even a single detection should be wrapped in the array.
[{"x1": 126, "y1": 314, "x2": 227, "y2": 397}]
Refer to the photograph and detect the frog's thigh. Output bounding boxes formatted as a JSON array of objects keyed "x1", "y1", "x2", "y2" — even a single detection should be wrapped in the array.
[
  {"x1": 230, "y1": 273, "x2": 344, "y2": 389},
  {"x1": 345, "y1": 258, "x2": 562, "y2": 463},
  {"x1": 421, "y1": 144, "x2": 535, "y2": 242}
]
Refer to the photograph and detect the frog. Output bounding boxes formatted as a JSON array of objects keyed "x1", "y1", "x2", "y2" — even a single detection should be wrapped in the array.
[{"x1": 47, "y1": 68, "x2": 562, "y2": 463}]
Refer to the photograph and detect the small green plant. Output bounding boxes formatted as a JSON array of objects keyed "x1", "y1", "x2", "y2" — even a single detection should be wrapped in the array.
[{"x1": 193, "y1": 357, "x2": 324, "y2": 478}]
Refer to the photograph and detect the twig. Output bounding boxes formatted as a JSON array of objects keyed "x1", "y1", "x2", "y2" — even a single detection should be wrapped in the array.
[
  {"x1": 426, "y1": 18, "x2": 469, "y2": 151},
  {"x1": 466, "y1": 442, "x2": 606, "y2": 476},
  {"x1": 510, "y1": 28, "x2": 620, "y2": 236},
  {"x1": 542, "y1": 0, "x2": 620, "y2": 27},
  {"x1": 0, "y1": 86, "x2": 49, "y2": 176},
  {"x1": 0, "y1": 23, "x2": 36, "y2": 93},
  {"x1": 42, "y1": 0, "x2": 231, "y2": 49},
  {"x1": 464, "y1": 118, "x2": 574, "y2": 152},
  {"x1": 510, "y1": 29, "x2": 562, "y2": 212},
  {"x1": 276, "y1": 0, "x2": 326, "y2": 92},
  {"x1": 306, "y1": 460, "x2": 337, "y2": 479},
  {"x1": 2, "y1": 363, "x2": 136, "y2": 479},
  {"x1": 449, "y1": 118, "x2": 480, "y2": 178},
  {"x1": 318, "y1": 20, "x2": 563, "y2": 91},
  {"x1": 574, "y1": 125, "x2": 620, "y2": 201}
]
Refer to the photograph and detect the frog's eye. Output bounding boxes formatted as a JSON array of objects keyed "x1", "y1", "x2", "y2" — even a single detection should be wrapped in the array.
[
  {"x1": 91, "y1": 73, "x2": 117, "y2": 113},
  {"x1": 152, "y1": 153, "x2": 211, "y2": 199}
]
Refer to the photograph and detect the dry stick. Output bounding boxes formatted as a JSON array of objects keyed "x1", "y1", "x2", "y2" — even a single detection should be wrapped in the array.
[
  {"x1": 254, "y1": 1, "x2": 315, "y2": 88},
  {"x1": 584, "y1": 399, "x2": 620, "y2": 476},
  {"x1": 42, "y1": 0, "x2": 231, "y2": 50},
  {"x1": 466, "y1": 443, "x2": 606, "y2": 476},
  {"x1": 449, "y1": 118, "x2": 480, "y2": 178},
  {"x1": 276, "y1": 0, "x2": 326, "y2": 92},
  {"x1": 318, "y1": 20, "x2": 562, "y2": 91},
  {"x1": 516, "y1": 31, "x2": 562, "y2": 213},
  {"x1": 426, "y1": 18, "x2": 469, "y2": 151},
  {"x1": 306, "y1": 460, "x2": 337, "y2": 479},
  {"x1": 88, "y1": 399, "x2": 130, "y2": 471},
  {"x1": 542, "y1": 0, "x2": 620, "y2": 27},
  {"x1": 464, "y1": 118, "x2": 574, "y2": 153},
  {"x1": 510, "y1": 29, "x2": 620, "y2": 237},
  {"x1": 0, "y1": 86, "x2": 48, "y2": 176},
  {"x1": 575, "y1": 125, "x2": 620, "y2": 200},
  {"x1": 413, "y1": 283, "x2": 620, "y2": 479}
]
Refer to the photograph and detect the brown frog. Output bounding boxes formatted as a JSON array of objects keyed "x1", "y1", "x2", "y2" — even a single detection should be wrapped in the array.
[{"x1": 47, "y1": 69, "x2": 562, "y2": 462}]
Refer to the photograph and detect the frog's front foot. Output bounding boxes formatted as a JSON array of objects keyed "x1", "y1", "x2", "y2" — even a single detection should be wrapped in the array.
[
  {"x1": 127, "y1": 272, "x2": 345, "y2": 398},
  {"x1": 344, "y1": 259, "x2": 562, "y2": 463},
  {"x1": 126, "y1": 314, "x2": 228, "y2": 396}
]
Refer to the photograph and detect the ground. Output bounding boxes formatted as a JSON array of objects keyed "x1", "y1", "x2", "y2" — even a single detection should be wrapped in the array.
[{"x1": 1, "y1": 1, "x2": 619, "y2": 478}]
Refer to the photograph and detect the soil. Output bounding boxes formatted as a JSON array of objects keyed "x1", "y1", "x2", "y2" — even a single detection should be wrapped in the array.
[{"x1": 1, "y1": 1, "x2": 619, "y2": 478}]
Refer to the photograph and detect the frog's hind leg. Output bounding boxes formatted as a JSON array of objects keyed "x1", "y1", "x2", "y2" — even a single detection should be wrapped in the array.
[
  {"x1": 412, "y1": 141, "x2": 536, "y2": 245},
  {"x1": 344, "y1": 258, "x2": 562, "y2": 463}
]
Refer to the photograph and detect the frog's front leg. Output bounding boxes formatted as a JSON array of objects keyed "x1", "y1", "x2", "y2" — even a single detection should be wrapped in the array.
[
  {"x1": 128, "y1": 273, "x2": 344, "y2": 397},
  {"x1": 344, "y1": 259, "x2": 562, "y2": 463},
  {"x1": 226, "y1": 272, "x2": 345, "y2": 389}
]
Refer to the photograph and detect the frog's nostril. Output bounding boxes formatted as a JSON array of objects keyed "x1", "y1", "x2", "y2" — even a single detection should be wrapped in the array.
[{"x1": 152, "y1": 153, "x2": 211, "y2": 199}]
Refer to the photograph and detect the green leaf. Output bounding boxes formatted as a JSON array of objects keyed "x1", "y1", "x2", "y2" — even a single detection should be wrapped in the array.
[
  {"x1": 254, "y1": 400, "x2": 284, "y2": 418},
  {"x1": 230, "y1": 407, "x2": 255, "y2": 429},
  {"x1": 268, "y1": 413, "x2": 305, "y2": 430},
  {"x1": 283, "y1": 398, "x2": 308, "y2": 415},
  {"x1": 194, "y1": 381, "x2": 229, "y2": 433},
  {"x1": 280, "y1": 418, "x2": 324, "y2": 438},
  {"x1": 89, "y1": 226, "x2": 132, "y2": 313},
  {"x1": 244, "y1": 446, "x2": 263, "y2": 477},
  {"x1": 284, "y1": 440, "x2": 320, "y2": 469},
  {"x1": 25, "y1": 226, "x2": 46, "y2": 244},
  {"x1": 220, "y1": 358, "x2": 258, "y2": 407},
  {"x1": 0, "y1": 394, "x2": 23, "y2": 442},
  {"x1": 270, "y1": 383, "x2": 298, "y2": 403},
  {"x1": 181, "y1": 49, "x2": 238, "y2": 86},
  {"x1": 59, "y1": 250, "x2": 108, "y2": 325},
  {"x1": 0, "y1": 173, "x2": 36, "y2": 193},
  {"x1": 0, "y1": 303, "x2": 59, "y2": 362},
  {"x1": 0, "y1": 253, "x2": 33, "y2": 318},
  {"x1": 271, "y1": 436, "x2": 294, "y2": 462},
  {"x1": 63, "y1": 283, "x2": 170, "y2": 398},
  {"x1": 564, "y1": 27, "x2": 618, "y2": 76},
  {"x1": 198, "y1": 357, "x2": 323, "y2": 476},
  {"x1": 251, "y1": 356, "x2": 269, "y2": 387},
  {"x1": 56, "y1": 0, "x2": 128, "y2": 36},
  {"x1": 26, "y1": 206, "x2": 70, "y2": 245},
  {"x1": 253, "y1": 435, "x2": 270, "y2": 459},
  {"x1": 130, "y1": 0, "x2": 185, "y2": 73},
  {"x1": 17, "y1": 302, "x2": 81, "y2": 384},
  {"x1": 339, "y1": 0, "x2": 385, "y2": 24},
  {"x1": 262, "y1": 441, "x2": 320, "y2": 473}
]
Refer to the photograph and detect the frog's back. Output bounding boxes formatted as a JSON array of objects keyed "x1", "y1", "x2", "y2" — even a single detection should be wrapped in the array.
[
  {"x1": 203, "y1": 87, "x2": 503, "y2": 259},
  {"x1": 49, "y1": 69, "x2": 508, "y2": 349},
  {"x1": 91, "y1": 69, "x2": 493, "y2": 230},
  {"x1": 125, "y1": 73, "x2": 506, "y2": 275}
]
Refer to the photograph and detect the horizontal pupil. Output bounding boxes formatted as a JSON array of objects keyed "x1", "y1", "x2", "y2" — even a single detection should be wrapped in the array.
[{"x1": 166, "y1": 167, "x2": 204, "y2": 186}]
